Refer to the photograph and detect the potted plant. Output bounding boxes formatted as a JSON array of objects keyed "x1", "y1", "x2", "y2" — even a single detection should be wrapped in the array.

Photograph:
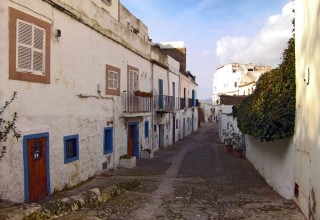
[
  {"x1": 222, "y1": 126, "x2": 234, "y2": 152},
  {"x1": 140, "y1": 148, "x2": 154, "y2": 159},
  {"x1": 231, "y1": 132, "x2": 244, "y2": 158},
  {"x1": 118, "y1": 154, "x2": 136, "y2": 168}
]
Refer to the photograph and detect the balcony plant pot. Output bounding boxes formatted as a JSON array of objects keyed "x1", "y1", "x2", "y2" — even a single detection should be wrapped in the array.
[
  {"x1": 225, "y1": 144, "x2": 233, "y2": 153},
  {"x1": 119, "y1": 155, "x2": 136, "y2": 168},
  {"x1": 140, "y1": 149, "x2": 154, "y2": 159},
  {"x1": 233, "y1": 149, "x2": 243, "y2": 158}
]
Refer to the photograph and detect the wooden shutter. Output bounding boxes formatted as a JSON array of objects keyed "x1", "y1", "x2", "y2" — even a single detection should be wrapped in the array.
[
  {"x1": 17, "y1": 20, "x2": 32, "y2": 71},
  {"x1": 17, "y1": 19, "x2": 45, "y2": 73},
  {"x1": 33, "y1": 26, "x2": 45, "y2": 72}
]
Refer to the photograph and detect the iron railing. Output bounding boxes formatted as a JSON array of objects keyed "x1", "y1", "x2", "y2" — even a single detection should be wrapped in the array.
[
  {"x1": 123, "y1": 91, "x2": 152, "y2": 113},
  {"x1": 180, "y1": 98, "x2": 185, "y2": 109},
  {"x1": 156, "y1": 95, "x2": 180, "y2": 111}
]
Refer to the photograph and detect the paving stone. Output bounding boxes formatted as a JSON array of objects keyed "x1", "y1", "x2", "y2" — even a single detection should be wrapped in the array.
[{"x1": 28, "y1": 123, "x2": 306, "y2": 219}]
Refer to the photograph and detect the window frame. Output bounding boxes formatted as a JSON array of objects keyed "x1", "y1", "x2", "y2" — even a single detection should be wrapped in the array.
[
  {"x1": 103, "y1": 127, "x2": 113, "y2": 155},
  {"x1": 127, "y1": 65, "x2": 139, "y2": 92},
  {"x1": 64, "y1": 134, "x2": 79, "y2": 164},
  {"x1": 106, "y1": 64, "x2": 120, "y2": 96},
  {"x1": 9, "y1": 7, "x2": 51, "y2": 84}
]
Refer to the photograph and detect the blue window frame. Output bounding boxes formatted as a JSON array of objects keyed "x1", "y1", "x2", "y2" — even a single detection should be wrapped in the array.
[
  {"x1": 104, "y1": 127, "x2": 113, "y2": 154},
  {"x1": 64, "y1": 134, "x2": 79, "y2": 164},
  {"x1": 145, "y1": 121, "x2": 149, "y2": 138}
]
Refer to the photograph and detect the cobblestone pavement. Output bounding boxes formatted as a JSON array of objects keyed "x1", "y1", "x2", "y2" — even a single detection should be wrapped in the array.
[{"x1": 61, "y1": 123, "x2": 305, "y2": 220}]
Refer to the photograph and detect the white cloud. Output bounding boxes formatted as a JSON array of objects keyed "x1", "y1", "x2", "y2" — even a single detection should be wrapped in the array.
[{"x1": 216, "y1": 1, "x2": 294, "y2": 67}]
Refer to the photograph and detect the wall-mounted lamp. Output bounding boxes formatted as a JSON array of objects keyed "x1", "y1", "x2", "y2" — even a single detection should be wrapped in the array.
[{"x1": 54, "y1": 29, "x2": 61, "y2": 38}]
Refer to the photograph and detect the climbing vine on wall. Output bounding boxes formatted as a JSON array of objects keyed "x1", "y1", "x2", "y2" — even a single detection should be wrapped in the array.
[
  {"x1": 0, "y1": 92, "x2": 21, "y2": 159},
  {"x1": 234, "y1": 36, "x2": 295, "y2": 142}
]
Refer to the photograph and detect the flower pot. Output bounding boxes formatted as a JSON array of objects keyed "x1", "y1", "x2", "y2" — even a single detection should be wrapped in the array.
[
  {"x1": 119, "y1": 156, "x2": 136, "y2": 168},
  {"x1": 225, "y1": 145, "x2": 233, "y2": 152},
  {"x1": 233, "y1": 149, "x2": 243, "y2": 158}
]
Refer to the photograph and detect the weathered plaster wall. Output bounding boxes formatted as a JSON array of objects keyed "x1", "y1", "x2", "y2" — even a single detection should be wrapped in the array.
[
  {"x1": 294, "y1": 0, "x2": 320, "y2": 218},
  {"x1": 245, "y1": 137, "x2": 294, "y2": 199},
  {"x1": 0, "y1": 0, "x2": 153, "y2": 202}
]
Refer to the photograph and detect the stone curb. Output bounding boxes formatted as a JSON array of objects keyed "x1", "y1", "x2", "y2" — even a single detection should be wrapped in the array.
[{"x1": 22, "y1": 179, "x2": 140, "y2": 219}]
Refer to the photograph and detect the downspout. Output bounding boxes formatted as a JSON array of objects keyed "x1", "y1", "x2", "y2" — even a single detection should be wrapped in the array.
[{"x1": 151, "y1": 57, "x2": 154, "y2": 151}]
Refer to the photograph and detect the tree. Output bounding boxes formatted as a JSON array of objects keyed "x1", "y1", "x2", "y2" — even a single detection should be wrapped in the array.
[{"x1": 0, "y1": 92, "x2": 21, "y2": 159}]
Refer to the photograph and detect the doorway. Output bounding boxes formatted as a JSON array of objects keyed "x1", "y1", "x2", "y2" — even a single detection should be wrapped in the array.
[
  {"x1": 159, "y1": 124, "x2": 164, "y2": 148},
  {"x1": 23, "y1": 133, "x2": 50, "y2": 203},
  {"x1": 128, "y1": 123, "x2": 139, "y2": 158}
]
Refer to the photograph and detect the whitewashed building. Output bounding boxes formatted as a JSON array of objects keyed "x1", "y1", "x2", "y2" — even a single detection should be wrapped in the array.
[
  {"x1": 0, "y1": 0, "x2": 198, "y2": 203},
  {"x1": 294, "y1": 0, "x2": 320, "y2": 218},
  {"x1": 212, "y1": 63, "x2": 271, "y2": 104}
]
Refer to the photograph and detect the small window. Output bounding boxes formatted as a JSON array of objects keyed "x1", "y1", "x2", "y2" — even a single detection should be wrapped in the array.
[
  {"x1": 176, "y1": 119, "x2": 179, "y2": 129},
  {"x1": 145, "y1": 121, "x2": 149, "y2": 138},
  {"x1": 64, "y1": 135, "x2": 79, "y2": 164},
  {"x1": 104, "y1": 127, "x2": 113, "y2": 154},
  {"x1": 106, "y1": 64, "x2": 120, "y2": 96},
  {"x1": 234, "y1": 82, "x2": 237, "y2": 87}
]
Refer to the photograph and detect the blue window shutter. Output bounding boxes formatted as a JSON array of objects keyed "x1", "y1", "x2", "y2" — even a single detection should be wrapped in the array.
[
  {"x1": 104, "y1": 127, "x2": 113, "y2": 154},
  {"x1": 145, "y1": 121, "x2": 149, "y2": 138}
]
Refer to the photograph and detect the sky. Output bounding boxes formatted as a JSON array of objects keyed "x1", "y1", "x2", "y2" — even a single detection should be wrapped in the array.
[{"x1": 121, "y1": 0, "x2": 294, "y2": 100}]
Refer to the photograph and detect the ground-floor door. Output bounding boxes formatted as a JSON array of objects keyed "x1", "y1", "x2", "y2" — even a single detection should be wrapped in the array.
[
  {"x1": 128, "y1": 123, "x2": 139, "y2": 158},
  {"x1": 172, "y1": 116, "x2": 176, "y2": 143},
  {"x1": 183, "y1": 118, "x2": 185, "y2": 137},
  {"x1": 25, "y1": 135, "x2": 49, "y2": 203},
  {"x1": 159, "y1": 124, "x2": 164, "y2": 148}
]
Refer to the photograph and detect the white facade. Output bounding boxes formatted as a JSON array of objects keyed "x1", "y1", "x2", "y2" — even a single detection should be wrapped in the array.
[
  {"x1": 212, "y1": 63, "x2": 271, "y2": 104},
  {"x1": 0, "y1": 0, "x2": 199, "y2": 203},
  {"x1": 245, "y1": 137, "x2": 294, "y2": 199},
  {"x1": 294, "y1": 0, "x2": 320, "y2": 218}
]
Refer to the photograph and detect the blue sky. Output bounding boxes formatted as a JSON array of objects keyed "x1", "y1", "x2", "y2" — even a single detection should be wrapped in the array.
[{"x1": 121, "y1": 0, "x2": 294, "y2": 100}]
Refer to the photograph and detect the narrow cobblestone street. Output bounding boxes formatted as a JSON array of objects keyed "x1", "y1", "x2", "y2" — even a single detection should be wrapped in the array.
[{"x1": 61, "y1": 123, "x2": 304, "y2": 220}]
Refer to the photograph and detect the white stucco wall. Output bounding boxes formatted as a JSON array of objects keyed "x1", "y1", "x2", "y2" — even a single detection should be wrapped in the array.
[
  {"x1": 0, "y1": 0, "x2": 154, "y2": 202},
  {"x1": 245, "y1": 137, "x2": 294, "y2": 199},
  {"x1": 294, "y1": 0, "x2": 320, "y2": 218}
]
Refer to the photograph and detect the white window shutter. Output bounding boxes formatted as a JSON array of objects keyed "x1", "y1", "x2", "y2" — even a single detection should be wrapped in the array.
[
  {"x1": 17, "y1": 20, "x2": 32, "y2": 71},
  {"x1": 33, "y1": 27, "x2": 45, "y2": 72}
]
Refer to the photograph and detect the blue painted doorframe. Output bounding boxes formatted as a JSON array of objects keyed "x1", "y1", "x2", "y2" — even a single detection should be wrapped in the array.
[
  {"x1": 23, "y1": 132, "x2": 50, "y2": 203},
  {"x1": 128, "y1": 122, "x2": 139, "y2": 158}
]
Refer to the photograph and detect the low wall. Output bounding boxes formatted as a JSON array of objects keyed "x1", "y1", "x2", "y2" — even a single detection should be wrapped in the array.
[{"x1": 245, "y1": 135, "x2": 294, "y2": 199}]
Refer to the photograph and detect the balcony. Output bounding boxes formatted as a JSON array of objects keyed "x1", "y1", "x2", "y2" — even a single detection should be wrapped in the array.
[
  {"x1": 123, "y1": 91, "x2": 152, "y2": 114},
  {"x1": 180, "y1": 98, "x2": 185, "y2": 109},
  {"x1": 156, "y1": 95, "x2": 180, "y2": 112}
]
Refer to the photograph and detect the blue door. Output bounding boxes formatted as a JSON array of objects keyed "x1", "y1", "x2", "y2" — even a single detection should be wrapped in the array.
[
  {"x1": 192, "y1": 90, "x2": 195, "y2": 106},
  {"x1": 128, "y1": 123, "x2": 139, "y2": 158},
  {"x1": 158, "y1": 79, "x2": 163, "y2": 109},
  {"x1": 192, "y1": 114, "x2": 194, "y2": 132}
]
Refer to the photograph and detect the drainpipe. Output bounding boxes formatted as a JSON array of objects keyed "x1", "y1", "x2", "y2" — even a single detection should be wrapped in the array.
[{"x1": 151, "y1": 60, "x2": 154, "y2": 152}]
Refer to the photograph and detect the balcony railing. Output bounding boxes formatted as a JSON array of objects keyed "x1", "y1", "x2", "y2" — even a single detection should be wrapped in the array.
[
  {"x1": 123, "y1": 91, "x2": 152, "y2": 113},
  {"x1": 180, "y1": 98, "x2": 185, "y2": 109},
  {"x1": 188, "y1": 98, "x2": 193, "y2": 108},
  {"x1": 156, "y1": 95, "x2": 180, "y2": 111}
]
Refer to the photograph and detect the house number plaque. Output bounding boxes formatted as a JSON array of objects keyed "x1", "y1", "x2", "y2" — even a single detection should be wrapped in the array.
[{"x1": 32, "y1": 141, "x2": 42, "y2": 161}]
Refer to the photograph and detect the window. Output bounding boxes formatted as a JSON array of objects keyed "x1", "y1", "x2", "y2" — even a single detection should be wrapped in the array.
[
  {"x1": 234, "y1": 82, "x2": 237, "y2": 87},
  {"x1": 64, "y1": 135, "x2": 79, "y2": 164},
  {"x1": 128, "y1": 65, "x2": 139, "y2": 92},
  {"x1": 104, "y1": 127, "x2": 113, "y2": 154},
  {"x1": 176, "y1": 119, "x2": 179, "y2": 129},
  {"x1": 9, "y1": 8, "x2": 51, "y2": 84},
  {"x1": 145, "y1": 121, "x2": 149, "y2": 138},
  {"x1": 106, "y1": 64, "x2": 120, "y2": 96}
]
